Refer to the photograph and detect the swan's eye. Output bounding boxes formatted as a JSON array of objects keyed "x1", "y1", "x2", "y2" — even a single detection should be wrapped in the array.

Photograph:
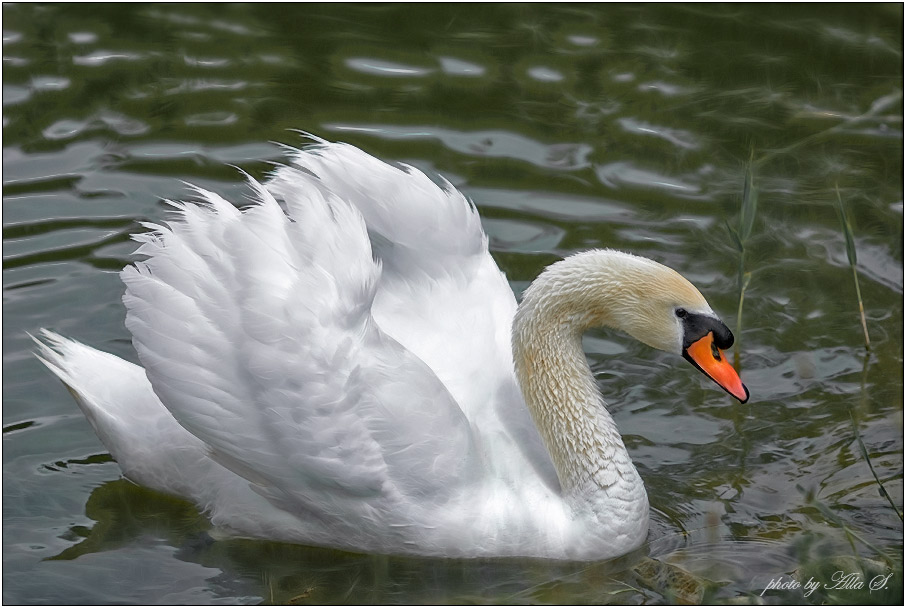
[{"x1": 675, "y1": 308, "x2": 687, "y2": 318}]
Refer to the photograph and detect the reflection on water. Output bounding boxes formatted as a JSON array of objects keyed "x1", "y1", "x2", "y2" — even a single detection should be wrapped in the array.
[
  {"x1": 325, "y1": 123, "x2": 595, "y2": 171},
  {"x1": 3, "y1": 2, "x2": 902, "y2": 604}
]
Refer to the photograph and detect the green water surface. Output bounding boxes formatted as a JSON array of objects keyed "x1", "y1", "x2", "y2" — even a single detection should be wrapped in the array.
[{"x1": 3, "y1": 3, "x2": 903, "y2": 604}]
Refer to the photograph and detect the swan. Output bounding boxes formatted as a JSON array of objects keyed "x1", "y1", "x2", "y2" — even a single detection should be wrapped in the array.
[{"x1": 35, "y1": 137, "x2": 748, "y2": 561}]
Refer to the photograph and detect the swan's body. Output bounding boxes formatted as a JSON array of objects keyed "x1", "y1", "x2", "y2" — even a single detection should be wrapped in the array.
[{"x1": 37, "y1": 139, "x2": 747, "y2": 560}]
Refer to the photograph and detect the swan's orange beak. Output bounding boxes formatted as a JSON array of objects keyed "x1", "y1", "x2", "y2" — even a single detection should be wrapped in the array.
[{"x1": 683, "y1": 332, "x2": 749, "y2": 403}]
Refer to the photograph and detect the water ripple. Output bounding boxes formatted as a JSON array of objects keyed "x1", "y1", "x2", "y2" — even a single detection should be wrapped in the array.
[
  {"x1": 618, "y1": 117, "x2": 701, "y2": 150},
  {"x1": 438, "y1": 56, "x2": 485, "y2": 77},
  {"x1": 67, "y1": 32, "x2": 98, "y2": 44},
  {"x1": 327, "y1": 124, "x2": 592, "y2": 171},
  {"x1": 30, "y1": 76, "x2": 71, "y2": 91},
  {"x1": 345, "y1": 57, "x2": 434, "y2": 78},
  {"x1": 526, "y1": 66, "x2": 564, "y2": 83},
  {"x1": 73, "y1": 50, "x2": 145, "y2": 66},
  {"x1": 595, "y1": 162, "x2": 703, "y2": 197},
  {"x1": 637, "y1": 80, "x2": 697, "y2": 97},
  {"x1": 42, "y1": 111, "x2": 149, "y2": 141}
]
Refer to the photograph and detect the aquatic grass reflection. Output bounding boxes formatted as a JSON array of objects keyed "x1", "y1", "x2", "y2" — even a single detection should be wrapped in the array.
[
  {"x1": 791, "y1": 485, "x2": 902, "y2": 604},
  {"x1": 754, "y1": 90, "x2": 903, "y2": 168},
  {"x1": 726, "y1": 150, "x2": 758, "y2": 371},
  {"x1": 833, "y1": 184, "x2": 872, "y2": 352},
  {"x1": 849, "y1": 409, "x2": 902, "y2": 524}
]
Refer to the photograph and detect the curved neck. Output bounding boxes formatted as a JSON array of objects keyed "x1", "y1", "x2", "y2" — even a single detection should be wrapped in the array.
[
  {"x1": 513, "y1": 323, "x2": 635, "y2": 499},
  {"x1": 512, "y1": 255, "x2": 642, "y2": 500}
]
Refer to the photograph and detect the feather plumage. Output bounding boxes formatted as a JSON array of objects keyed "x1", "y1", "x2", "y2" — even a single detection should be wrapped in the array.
[{"x1": 36, "y1": 138, "x2": 743, "y2": 559}]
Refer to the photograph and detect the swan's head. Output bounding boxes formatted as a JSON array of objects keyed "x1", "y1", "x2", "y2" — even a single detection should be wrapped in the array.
[{"x1": 516, "y1": 249, "x2": 749, "y2": 403}]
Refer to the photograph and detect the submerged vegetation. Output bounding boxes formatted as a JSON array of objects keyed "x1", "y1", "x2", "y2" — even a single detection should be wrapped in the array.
[{"x1": 725, "y1": 89, "x2": 903, "y2": 602}]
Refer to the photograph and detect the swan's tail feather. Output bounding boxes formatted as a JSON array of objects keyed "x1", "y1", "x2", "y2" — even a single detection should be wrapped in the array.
[
  {"x1": 33, "y1": 330, "x2": 133, "y2": 444},
  {"x1": 31, "y1": 330, "x2": 220, "y2": 499}
]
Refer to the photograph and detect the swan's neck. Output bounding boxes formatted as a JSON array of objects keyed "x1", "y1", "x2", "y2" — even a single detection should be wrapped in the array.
[{"x1": 512, "y1": 252, "x2": 647, "y2": 503}]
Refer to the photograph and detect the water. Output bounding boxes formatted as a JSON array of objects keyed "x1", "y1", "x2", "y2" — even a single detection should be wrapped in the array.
[{"x1": 3, "y1": 3, "x2": 902, "y2": 604}]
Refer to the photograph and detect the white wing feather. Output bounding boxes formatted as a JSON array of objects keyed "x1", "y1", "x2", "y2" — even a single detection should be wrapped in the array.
[
  {"x1": 122, "y1": 172, "x2": 480, "y2": 526},
  {"x1": 267, "y1": 142, "x2": 521, "y2": 425}
]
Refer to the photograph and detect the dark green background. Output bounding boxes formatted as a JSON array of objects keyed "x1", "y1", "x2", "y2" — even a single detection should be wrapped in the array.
[{"x1": 3, "y1": 3, "x2": 902, "y2": 604}]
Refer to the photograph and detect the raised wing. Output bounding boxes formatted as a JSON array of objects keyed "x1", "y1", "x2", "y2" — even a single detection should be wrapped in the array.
[
  {"x1": 122, "y1": 175, "x2": 480, "y2": 526},
  {"x1": 270, "y1": 139, "x2": 488, "y2": 275},
  {"x1": 267, "y1": 141, "x2": 519, "y2": 423}
]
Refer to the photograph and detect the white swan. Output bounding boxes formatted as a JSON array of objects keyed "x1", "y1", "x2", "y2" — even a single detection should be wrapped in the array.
[{"x1": 36, "y1": 138, "x2": 748, "y2": 561}]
